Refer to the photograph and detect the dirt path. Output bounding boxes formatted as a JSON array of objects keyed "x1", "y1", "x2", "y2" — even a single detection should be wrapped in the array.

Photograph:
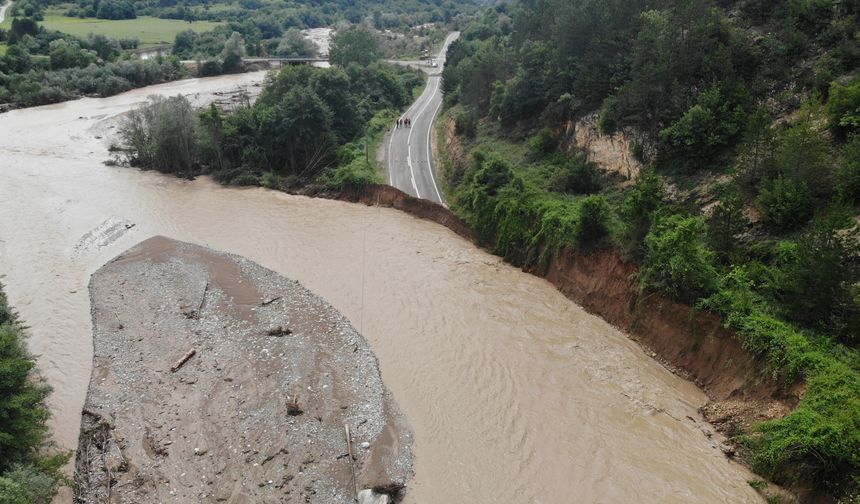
[{"x1": 75, "y1": 236, "x2": 411, "y2": 503}]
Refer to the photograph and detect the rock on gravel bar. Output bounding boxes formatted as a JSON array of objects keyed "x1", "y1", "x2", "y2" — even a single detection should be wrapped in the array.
[{"x1": 74, "y1": 236, "x2": 413, "y2": 503}]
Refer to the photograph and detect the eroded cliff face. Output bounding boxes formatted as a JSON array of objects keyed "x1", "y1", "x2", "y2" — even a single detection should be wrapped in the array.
[
  {"x1": 343, "y1": 180, "x2": 797, "y2": 430},
  {"x1": 538, "y1": 248, "x2": 797, "y2": 430},
  {"x1": 567, "y1": 113, "x2": 645, "y2": 182},
  {"x1": 376, "y1": 117, "x2": 800, "y2": 437}
]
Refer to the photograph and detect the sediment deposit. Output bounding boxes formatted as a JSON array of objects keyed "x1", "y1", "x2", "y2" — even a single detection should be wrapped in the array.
[{"x1": 75, "y1": 236, "x2": 411, "y2": 503}]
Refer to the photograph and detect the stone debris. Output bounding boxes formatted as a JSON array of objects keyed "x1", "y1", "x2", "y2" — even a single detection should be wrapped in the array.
[{"x1": 74, "y1": 236, "x2": 413, "y2": 503}]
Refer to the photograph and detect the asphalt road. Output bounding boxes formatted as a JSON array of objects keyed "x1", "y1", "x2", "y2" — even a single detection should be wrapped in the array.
[
  {"x1": 386, "y1": 32, "x2": 460, "y2": 204},
  {"x1": 0, "y1": 1, "x2": 12, "y2": 24}
]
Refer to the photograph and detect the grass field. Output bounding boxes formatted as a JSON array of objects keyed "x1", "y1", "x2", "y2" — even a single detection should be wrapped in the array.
[{"x1": 1, "y1": 13, "x2": 221, "y2": 47}]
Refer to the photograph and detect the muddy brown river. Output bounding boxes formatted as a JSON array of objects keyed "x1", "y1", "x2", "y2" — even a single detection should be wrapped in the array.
[{"x1": 0, "y1": 73, "x2": 763, "y2": 503}]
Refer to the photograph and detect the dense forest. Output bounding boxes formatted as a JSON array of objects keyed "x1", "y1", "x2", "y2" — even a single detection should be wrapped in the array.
[
  {"x1": 441, "y1": 0, "x2": 860, "y2": 499},
  {"x1": 0, "y1": 0, "x2": 475, "y2": 107},
  {"x1": 54, "y1": 0, "x2": 469, "y2": 27},
  {"x1": 0, "y1": 286, "x2": 67, "y2": 503},
  {"x1": 0, "y1": 18, "x2": 187, "y2": 106},
  {"x1": 117, "y1": 27, "x2": 423, "y2": 192}
]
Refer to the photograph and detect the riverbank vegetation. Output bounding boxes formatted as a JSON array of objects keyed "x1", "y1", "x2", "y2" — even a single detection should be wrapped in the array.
[
  {"x1": 3, "y1": 14, "x2": 221, "y2": 46},
  {"x1": 0, "y1": 286, "x2": 67, "y2": 503},
  {"x1": 441, "y1": 0, "x2": 860, "y2": 498},
  {"x1": 0, "y1": 0, "x2": 475, "y2": 109},
  {"x1": 0, "y1": 14, "x2": 188, "y2": 106},
  {"x1": 117, "y1": 28, "x2": 422, "y2": 193}
]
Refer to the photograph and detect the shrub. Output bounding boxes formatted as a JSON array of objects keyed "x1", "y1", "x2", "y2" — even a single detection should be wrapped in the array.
[
  {"x1": 548, "y1": 154, "x2": 600, "y2": 194},
  {"x1": 321, "y1": 156, "x2": 378, "y2": 190},
  {"x1": 621, "y1": 169, "x2": 665, "y2": 255},
  {"x1": 197, "y1": 60, "x2": 222, "y2": 77},
  {"x1": 529, "y1": 127, "x2": 558, "y2": 158},
  {"x1": 640, "y1": 214, "x2": 718, "y2": 303},
  {"x1": 746, "y1": 360, "x2": 860, "y2": 491},
  {"x1": 118, "y1": 95, "x2": 200, "y2": 174},
  {"x1": 658, "y1": 85, "x2": 747, "y2": 166},
  {"x1": 707, "y1": 184, "x2": 747, "y2": 259},
  {"x1": 227, "y1": 173, "x2": 259, "y2": 186},
  {"x1": 758, "y1": 176, "x2": 814, "y2": 230},
  {"x1": 1, "y1": 465, "x2": 58, "y2": 504},
  {"x1": 597, "y1": 95, "x2": 619, "y2": 134},
  {"x1": 575, "y1": 195, "x2": 612, "y2": 244},
  {"x1": 836, "y1": 135, "x2": 860, "y2": 203},
  {"x1": 828, "y1": 76, "x2": 860, "y2": 138},
  {"x1": 768, "y1": 213, "x2": 860, "y2": 343},
  {"x1": 454, "y1": 111, "x2": 477, "y2": 139}
]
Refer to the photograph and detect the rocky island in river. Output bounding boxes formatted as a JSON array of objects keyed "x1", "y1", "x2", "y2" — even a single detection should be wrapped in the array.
[{"x1": 74, "y1": 236, "x2": 412, "y2": 503}]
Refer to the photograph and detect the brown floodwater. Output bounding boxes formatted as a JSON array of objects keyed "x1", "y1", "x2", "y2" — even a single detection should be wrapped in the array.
[{"x1": 0, "y1": 73, "x2": 763, "y2": 503}]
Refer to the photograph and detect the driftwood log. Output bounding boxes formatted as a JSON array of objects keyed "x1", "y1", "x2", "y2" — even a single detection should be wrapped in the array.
[{"x1": 170, "y1": 349, "x2": 196, "y2": 372}]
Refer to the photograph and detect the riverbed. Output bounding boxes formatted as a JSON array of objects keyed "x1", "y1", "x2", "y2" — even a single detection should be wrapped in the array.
[{"x1": 0, "y1": 73, "x2": 763, "y2": 503}]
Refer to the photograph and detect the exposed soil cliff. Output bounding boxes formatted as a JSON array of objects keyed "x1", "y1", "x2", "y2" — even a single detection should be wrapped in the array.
[{"x1": 347, "y1": 117, "x2": 801, "y2": 444}]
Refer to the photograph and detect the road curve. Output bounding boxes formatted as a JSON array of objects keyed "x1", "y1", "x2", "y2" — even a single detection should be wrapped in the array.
[
  {"x1": 386, "y1": 32, "x2": 459, "y2": 204},
  {"x1": 0, "y1": 0, "x2": 13, "y2": 24}
]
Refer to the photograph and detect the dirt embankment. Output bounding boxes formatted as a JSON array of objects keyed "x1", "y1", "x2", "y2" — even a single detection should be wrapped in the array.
[
  {"x1": 338, "y1": 184, "x2": 475, "y2": 242},
  {"x1": 341, "y1": 119, "x2": 800, "y2": 439},
  {"x1": 76, "y1": 236, "x2": 411, "y2": 503}
]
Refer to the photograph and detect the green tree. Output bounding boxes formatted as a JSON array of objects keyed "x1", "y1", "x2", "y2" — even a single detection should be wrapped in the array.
[
  {"x1": 737, "y1": 108, "x2": 778, "y2": 192},
  {"x1": 758, "y1": 176, "x2": 814, "y2": 230},
  {"x1": 8, "y1": 18, "x2": 38, "y2": 44},
  {"x1": 773, "y1": 112, "x2": 832, "y2": 195},
  {"x1": 548, "y1": 154, "x2": 600, "y2": 194},
  {"x1": 198, "y1": 103, "x2": 225, "y2": 171},
  {"x1": 770, "y1": 212, "x2": 860, "y2": 343},
  {"x1": 1, "y1": 45, "x2": 33, "y2": 74},
  {"x1": 310, "y1": 67, "x2": 360, "y2": 142},
  {"x1": 640, "y1": 214, "x2": 718, "y2": 303},
  {"x1": 707, "y1": 184, "x2": 747, "y2": 259},
  {"x1": 86, "y1": 34, "x2": 120, "y2": 61},
  {"x1": 172, "y1": 30, "x2": 199, "y2": 59},
  {"x1": 836, "y1": 135, "x2": 860, "y2": 203},
  {"x1": 622, "y1": 169, "x2": 665, "y2": 256},
  {"x1": 575, "y1": 195, "x2": 612, "y2": 244},
  {"x1": 827, "y1": 76, "x2": 860, "y2": 138},
  {"x1": 220, "y1": 32, "x2": 245, "y2": 73},
  {"x1": 119, "y1": 95, "x2": 200, "y2": 174},
  {"x1": 257, "y1": 86, "x2": 336, "y2": 176},
  {"x1": 0, "y1": 290, "x2": 50, "y2": 472},
  {"x1": 659, "y1": 84, "x2": 748, "y2": 166},
  {"x1": 276, "y1": 29, "x2": 318, "y2": 58},
  {"x1": 329, "y1": 27, "x2": 379, "y2": 67},
  {"x1": 48, "y1": 40, "x2": 96, "y2": 70}
]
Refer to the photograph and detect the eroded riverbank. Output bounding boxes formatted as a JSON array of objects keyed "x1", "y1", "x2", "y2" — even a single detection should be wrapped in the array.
[{"x1": 0, "y1": 73, "x2": 764, "y2": 502}]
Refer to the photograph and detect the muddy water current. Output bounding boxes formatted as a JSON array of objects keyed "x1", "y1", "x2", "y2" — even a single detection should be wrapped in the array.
[{"x1": 0, "y1": 73, "x2": 762, "y2": 503}]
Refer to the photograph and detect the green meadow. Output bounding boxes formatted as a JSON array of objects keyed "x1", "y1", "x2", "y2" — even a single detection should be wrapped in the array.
[{"x1": 1, "y1": 13, "x2": 221, "y2": 47}]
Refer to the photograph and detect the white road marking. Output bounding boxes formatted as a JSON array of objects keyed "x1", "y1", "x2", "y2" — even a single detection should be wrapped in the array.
[
  {"x1": 388, "y1": 75, "x2": 435, "y2": 190},
  {"x1": 407, "y1": 77, "x2": 439, "y2": 149},
  {"x1": 426, "y1": 96, "x2": 445, "y2": 203},
  {"x1": 386, "y1": 31, "x2": 460, "y2": 201},
  {"x1": 387, "y1": 125, "x2": 396, "y2": 186},
  {"x1": 407, "y1": 145, "x2": 420, "y2": 197}
]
